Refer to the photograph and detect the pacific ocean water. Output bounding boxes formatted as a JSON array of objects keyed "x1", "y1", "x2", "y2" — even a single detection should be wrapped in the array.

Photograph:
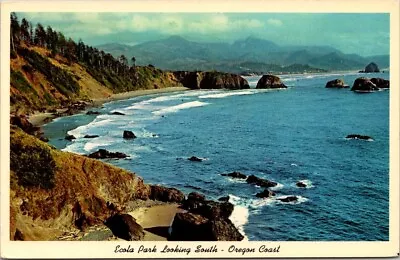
[{"x1": 43, "y1": 72, "x2": 390, "y2": 241}]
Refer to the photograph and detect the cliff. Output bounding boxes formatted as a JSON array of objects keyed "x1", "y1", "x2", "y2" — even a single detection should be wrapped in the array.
[
  {"x1": 10, "y1": 126, "x2": 150, "y2": 240},
  {"x1": 10, "y1": 46, "x2": 183, "y2": 114}
]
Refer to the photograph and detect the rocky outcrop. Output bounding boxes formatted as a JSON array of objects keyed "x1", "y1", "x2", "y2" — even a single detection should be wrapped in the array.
[
  {"x1": 65, "y1": 134, "x2": 76, "y2": 141},
  {"x1": 105, "y1": 214, "x2": 144, "y2": 241},
  {"x1": 88, "y1": 149, "x2": 128, "y2": 159},
  {"x1": 256, "y1": 75, "x2": 287, "y2": 89},
  {"x1": 255, "y1": 189, "x2": 276, "y2": 198},
  {"x1": 123, "y1": 130, "x2": 136, "y2": 139},
  {"x1": 346, "y1": 134, "x2": 373, "y2": 141},
  {"x1": 246, "y1": 174, "x2": 277, "y2": 188},
  {"x1": 172, "y1": 192, "x2": 243, "y2": 241},
  {"x1": 363, "y1": 62, "x2": 380, "y2": 73},
  {"x1": 148, "y1": 185, "x2": 185, "y2": 203},
  {"x1": 351, "y1": 77, "x2": 389, "y2": 92},
  {"x1": 188, "y1": 156, "x2": 203, "y2": 162},
  {"x1": 221, "y1": 171, "x2": 247, "y2": 179},
  {"x1": 10, "y1": 114, "x2": 40, "y2": 136},
  {"x1": 370, "y1": 78, "x2": 389, "y2": 89},
  {"x1": 325, "y1": 79, "x2": 349, "y2": 88},
  {"x1": 10, "y1": 127, "x2": 150, "y2": 240},
  {"x1": 351, "y1": 77, "x2": 379, "y2": 92},
  {"x1": 296, "y1": 181, "x2": 307, "y2": 188},
  {"x1": 173, "y1": 71, "x2": 249, "y2": 90}
]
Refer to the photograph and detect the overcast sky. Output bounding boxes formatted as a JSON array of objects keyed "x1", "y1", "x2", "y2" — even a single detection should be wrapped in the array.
[{"x1": 19, "y1": 12, "x2": 390, "y2": 56}]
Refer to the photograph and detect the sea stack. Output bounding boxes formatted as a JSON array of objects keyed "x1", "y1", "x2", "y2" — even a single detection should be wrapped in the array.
[
  {"x1": 363, "y1": 62, "x2": 380, "y2": 73},
  {"x1": 256, "y1": 75, "x2": 287, "y2": 89}
]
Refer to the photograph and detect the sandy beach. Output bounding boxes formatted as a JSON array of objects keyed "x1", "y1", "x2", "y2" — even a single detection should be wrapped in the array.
[
  {"x1": 28, "y1": 86, "x2": 189, "y2": 127},
  {"x1": 129, "y1": 203, "x2": 183, "y2": 241}
]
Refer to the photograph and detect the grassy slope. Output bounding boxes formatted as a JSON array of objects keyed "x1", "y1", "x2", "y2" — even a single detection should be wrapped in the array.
[
  {"x1": 10, "y1": 126, "x2": 150, "y2": 240},
  {"x1": 10, "y1": 46, "x2": 183, "y2": 114}
]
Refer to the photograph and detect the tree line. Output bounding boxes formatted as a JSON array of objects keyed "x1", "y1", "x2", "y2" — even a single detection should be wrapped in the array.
[{"x1": 10, "y1": 13, "x2": 137, "y2": 78}]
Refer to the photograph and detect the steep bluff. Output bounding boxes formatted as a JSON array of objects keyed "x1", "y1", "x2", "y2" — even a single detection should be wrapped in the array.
[{"x1": 10, "y1": 126, "x2": 150, "y2": 240}]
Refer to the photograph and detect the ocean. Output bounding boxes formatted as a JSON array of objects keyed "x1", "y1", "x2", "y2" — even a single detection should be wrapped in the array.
[{"x1": 43, "y1": 72, "x2": 390, "y2": 241}]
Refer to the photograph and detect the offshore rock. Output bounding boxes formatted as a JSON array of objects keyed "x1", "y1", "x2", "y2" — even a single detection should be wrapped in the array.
[
  {"x1": 256, "y1": 75, "x2": 287, "y2": 89},
  {"x1": 123, "y1": 130, "x2": 136, "y2": 139},
  {"x1": 246, "y1": 174, "x2": 277, "y2": 188},
  {"x1": 88, "y1": 149, "x2": 128, "y2": 159},
  {"x1": 325, "y1": 79, "x2": 349, "y2": 88},
  {"x1": 221, "y1": 171, "x2": 247, "y2": 179}
]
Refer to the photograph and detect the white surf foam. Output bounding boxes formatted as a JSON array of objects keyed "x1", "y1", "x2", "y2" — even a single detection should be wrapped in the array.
[
  {"x1": 152, "y1": 101, "x2": 209, "y2": 115},
  {"x1": 270, "y1": 182, "x2": 284, "y2": 191},
  {"x1": 83, "y1": 138, "x2": 115, "y2": 152},
  {"x1": 296, "y1": 179, "x2": 314, "y2": 189},
  {"x1": 198, "y1": 90, "x2": 254, "y2": 99},
  {"x1": 228, "y1": 195, "x2": 249, "y2": 241},
  {"x1": 67, "y1": 118, "x2": 113, "y2": 138},
  {"x1": 275, "y1": 195, "x2": 309, "y2": 205}
]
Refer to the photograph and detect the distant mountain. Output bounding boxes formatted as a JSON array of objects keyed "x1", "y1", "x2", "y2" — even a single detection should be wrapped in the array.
[{"x1": 97, "y1": 36, "x2": 389, "y2": 73}]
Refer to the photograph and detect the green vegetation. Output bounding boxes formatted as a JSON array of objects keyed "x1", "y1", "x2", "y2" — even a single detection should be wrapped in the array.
[{"x1": 10, "y1": 127, "x2": 56, "y2": 189}]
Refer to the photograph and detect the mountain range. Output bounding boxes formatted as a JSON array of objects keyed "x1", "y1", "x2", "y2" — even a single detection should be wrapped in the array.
[{"x1": 97, "y1": 36, "x2": 389, "y2": 74}]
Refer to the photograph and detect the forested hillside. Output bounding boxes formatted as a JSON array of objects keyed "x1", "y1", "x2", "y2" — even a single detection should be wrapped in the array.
[{"x1": 10, "y1": 13, "x2": 183, "y2": 114}]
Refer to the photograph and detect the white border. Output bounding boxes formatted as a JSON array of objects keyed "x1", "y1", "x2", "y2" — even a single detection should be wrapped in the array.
[{"x1": 1, "y1": 0, "x2": 399, "y2": 258}]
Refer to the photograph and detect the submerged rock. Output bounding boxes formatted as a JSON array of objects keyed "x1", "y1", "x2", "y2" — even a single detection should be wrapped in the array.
[
  {"x1": 65, "y1": 134, "x2": 76, "y2": 141},
  {"x1": 188, "y1": 156, "x2": 203, "y2": 162},
  {"x1": 111, "y1": 111, "x2": 125, "y2": 115},
  {"x1": 149, "y1": 185, "x2": 185, "y2": 203},
  {"x1": 123, "y1": 130, "x2": 136, "y2": 139},
  {"x1": 105, "y1": 213, "x2": 144, "y2": 241},
  {"x1": 325, "y1": 79, "x2": 349, "y2": 88},
  {"x1": 277, "y1": 196, "x2": 298, "y2": 203},
  {"x1": 346, "y1": 134, "x2": 373, "y2": 141},
  {"x1": 83, "y1": 134, "x2": 99, "y2": 138},
  {"x1": 246, "y1": 174, "x2": 277, "y2": 188},
  {"x1": 88, "y1": 149, "x2": 128, "y2": 159},
  {"x1": 255, "y1": 189, "x2": 276, "y2": 198},
  {"x1": 256, "y1": 75, "x2": 287, "y2": 89},
  {"x1": 86, "y1": 111, "x2": 100, "y2": 115},
  {"x1": 221, "y1": 171, "x2": 247, "y2": 179}
]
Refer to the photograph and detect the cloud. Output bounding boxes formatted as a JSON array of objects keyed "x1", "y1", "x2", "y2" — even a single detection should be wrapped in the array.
[{"x1": 267, "y1": 18, "x2": 283, "y2": 26}]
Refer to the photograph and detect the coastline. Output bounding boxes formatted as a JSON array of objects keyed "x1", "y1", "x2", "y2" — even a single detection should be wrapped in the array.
[{"x1": 28, "y1": 86, "x2": 189, "y2": 127}]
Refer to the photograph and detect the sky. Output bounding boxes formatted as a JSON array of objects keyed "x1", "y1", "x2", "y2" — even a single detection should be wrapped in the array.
[{"x1": 19, "y1": 12, "x2": 390, "y2": 56}]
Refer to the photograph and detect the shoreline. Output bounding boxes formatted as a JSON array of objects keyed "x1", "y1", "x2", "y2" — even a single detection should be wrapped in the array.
[{"x1": 28, "y1": 86, "x2": 189, "y2": 127}]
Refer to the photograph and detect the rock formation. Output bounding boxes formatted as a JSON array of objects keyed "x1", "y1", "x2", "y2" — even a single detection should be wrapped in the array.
[
  {"x1": 255, "y1": 189, "x2": 276, "y2": 198},
  {"x1": 123, "y1": 130, "x2": 136, "y2": 139},
  {"x1": 171, "y1": 192, "x2": 243, "y2": 241},
  {"x1": 325, "y1": 79, "x2": 349, "y2": 88},
  {"x1": 246, "y1": 174, "x2": 277, "y2": 188},
  {"x1": 363, "y1": 62, "x2": 380, "y2": 73},
  {"x1": 256, "y1": 75, "x2": 287, "y2": 89},
  {"x1": 148, "y1": 185, "x2": 185, "y2": 203},
  {"x1": 173, "y1": 71, "x2": 250, "y2": 90},
  {"x1": 105, "y1": 213, "x2": 145, "y2": 241},
  {"x1": 221, "y1": 171, "x2": 247, "y2": 179},
  {"x1": 351, "y1": 77, "x2": 379, "y2": 92},
  {"x1": 88, "y1": 149, "x2": 128, "y2": 159}
]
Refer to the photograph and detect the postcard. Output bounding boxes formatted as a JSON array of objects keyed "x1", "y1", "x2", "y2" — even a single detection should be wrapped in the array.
[{"x1": 1, "y1": 0, "x2": 399, "y2": 258}]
